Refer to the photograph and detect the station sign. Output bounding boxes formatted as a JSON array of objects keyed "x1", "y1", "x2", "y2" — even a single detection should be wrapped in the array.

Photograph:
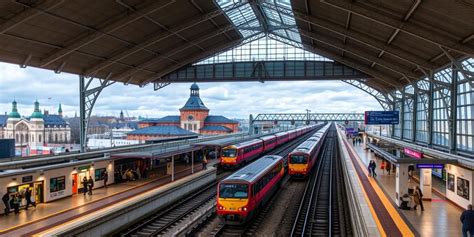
[
  {"x1": 364, "y1": 111, "x2": 399, "y2": 125},
  {"x1": 78, "y1": 165, "x2": 90, "y2": 172},
  {"x1": 22, "y1": 175, "x2": 33, "y2": 183},
  {"x1": 404, "y1": 147, "x2": 423, "y2": 159},
  {"x1": 416, "y1": 164, "x2": 444, "y2": 169}
]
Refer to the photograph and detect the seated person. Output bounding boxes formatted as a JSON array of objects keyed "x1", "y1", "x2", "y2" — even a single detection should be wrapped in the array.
[{"x1": 399, "y1": 194, "x2": 412, "y2": 210}]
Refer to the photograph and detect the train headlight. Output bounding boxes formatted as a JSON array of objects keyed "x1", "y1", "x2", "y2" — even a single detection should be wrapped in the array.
[{"x1": 218, "y1": 205, "x2": 225, "y2": 210}]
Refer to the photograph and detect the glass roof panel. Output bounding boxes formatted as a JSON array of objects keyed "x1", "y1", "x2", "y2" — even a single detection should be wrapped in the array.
[
  {"x1": 202, "y1": 1, "x2": 325, "y2": 65},
  {"x1": 195, "y1": 36, "x2": 331, "y2": 65}
]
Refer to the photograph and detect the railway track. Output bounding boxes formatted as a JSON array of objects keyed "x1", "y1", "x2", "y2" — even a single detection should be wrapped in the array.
[
  {"x1": 116, "y1": 128, "x2": 319, "y2": 237},
  {"x1": 204, "y1": 131, "x2": 319, "y2": 237},
  {"x1": 290, "y1": 125, "x2": 352, "y2": 236}
]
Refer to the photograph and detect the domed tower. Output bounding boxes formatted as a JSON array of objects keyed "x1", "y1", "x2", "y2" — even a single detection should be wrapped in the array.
[
  {"x1": 8, "y1": 100, "x2": 21, "y2": 120},
  {"x1": 6, "y1": 100, "x2": 21, "y2": 140},
  {"x1": 179, "y1": 83, "x2": 209, "y2": 132},
  {"x1": 29, "y1": 100, "x2": 44, "y2": 146},
  {"x1": 58, "y1": 103, "x2": 63, "y2": 117}
]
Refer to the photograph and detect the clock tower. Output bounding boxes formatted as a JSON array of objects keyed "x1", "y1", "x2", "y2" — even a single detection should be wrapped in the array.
[{"x1": 179, "y1": 83, "x2": 209, "y2": 132}]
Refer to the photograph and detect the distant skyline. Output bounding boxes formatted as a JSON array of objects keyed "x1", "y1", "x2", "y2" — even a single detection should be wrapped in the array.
[{"x1": 0, "y1": 62, "x2": 382, "y2": 119}]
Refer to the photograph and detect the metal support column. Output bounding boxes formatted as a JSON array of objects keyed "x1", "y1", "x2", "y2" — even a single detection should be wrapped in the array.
[
  {"x1": 171, "y1": 155, "x2": 175, "y2": 181},
  {"x1": 79, "y1": 76, "x2": 86, "y2": 152},
  {"x1": 400, "y1": 91, "x2": 406, "y2": 140},
  {"x1": 79, "y1": 75, "x2": 114, "y2": 152},
  {"x1": 412, "y1": 86, "x2": 418, "y2": 142},
  {"x1": 427, "y1": 74, "x2": 434, "y2": 147},
  {"x1": 391, "y1": 101, "x2": 396, "y2": 138},
  {"x1": 450, "y1": 65, "x2": 458, "y2": 153},
  {"x1": 249, "y1": 114, "x2": 254, "y2": 135},
  {"x1": 191, "y1": 151, "x2": 194, "y2": 174}
]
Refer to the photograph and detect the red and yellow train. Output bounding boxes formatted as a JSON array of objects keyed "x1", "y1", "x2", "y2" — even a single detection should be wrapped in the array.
[
  {"x1": 220, "y1": 125, "x2": 317, "y2": 168},
  {"x1": 217, "y1": 155, "x2": 285, "y2": 224},
  {"x1": 288, "y1": 123, "x2": 331, "y2": 178}
]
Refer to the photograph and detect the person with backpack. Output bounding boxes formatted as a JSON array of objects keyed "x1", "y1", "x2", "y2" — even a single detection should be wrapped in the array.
[{"x1": 370, "y1": 160, "x2": 377, "y2": 177}]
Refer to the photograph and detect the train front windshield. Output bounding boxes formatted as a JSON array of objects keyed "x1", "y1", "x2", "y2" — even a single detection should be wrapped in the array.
[
  {"x1": 219, "y1": 183, "x2": 248, "y2": 199},
  {"x1": 222, "y1": 149, "x2": 237, "y2": 158},
  {"x1": 290, "y1": 155, "x2": 307, "y2": 164}
]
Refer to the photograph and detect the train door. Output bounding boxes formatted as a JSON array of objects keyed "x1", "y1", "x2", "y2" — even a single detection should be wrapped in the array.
[
  {"x1": 34, "y1": 182, "x2": 44, "y2": 203},
  {"x1": 72, "y1": 173, "x2": 78, "y2": 194},
  {"x1": 78, "y1": 172, "x2": 87, "y2": 193}
]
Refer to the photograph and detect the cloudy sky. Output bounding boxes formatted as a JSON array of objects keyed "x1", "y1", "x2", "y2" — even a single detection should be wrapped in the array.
[{"x1": 0, "y1": 62, "x2": 381, "y2": 119}]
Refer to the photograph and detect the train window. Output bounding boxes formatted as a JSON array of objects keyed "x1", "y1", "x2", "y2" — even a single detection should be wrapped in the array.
[
  {"x1": 219, "y1": 183, "x2": 248, "y2": 199},
  {"x1": 222, "y1": 149, "x2": 237, "y2": 157},
  {"x1": 290, "y1": 155, "x2": 307, "y2": 164}
]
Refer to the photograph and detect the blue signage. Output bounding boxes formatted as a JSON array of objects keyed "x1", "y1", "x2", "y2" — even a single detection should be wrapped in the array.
[
  {"x1": 364, "y1": 111, "x2": 399, "y2": 125},
  {"x1": 416, "y1": 164, "x2": 444, "y2": 169}
]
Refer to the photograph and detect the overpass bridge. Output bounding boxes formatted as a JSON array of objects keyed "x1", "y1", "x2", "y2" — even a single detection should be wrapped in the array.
[
  {"x1": 251, "y1": 113, "x2": 364, "y2": 122},
  {"x1": 249, "y1": 112, "x2": 364, "y2": 134}
]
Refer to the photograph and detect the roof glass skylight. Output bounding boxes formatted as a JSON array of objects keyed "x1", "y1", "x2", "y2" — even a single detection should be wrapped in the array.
[
  {"x1": 195, "y1": 36, "x2": 331, "y2": 65},
  {"x1": 197, "y1": 1, "x2": 327, "y2": 65}
]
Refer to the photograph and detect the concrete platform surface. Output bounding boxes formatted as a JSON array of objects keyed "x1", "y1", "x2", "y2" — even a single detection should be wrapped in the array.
[{"x1": 352, "y1": 138, "x2": 462, "y2": 237}]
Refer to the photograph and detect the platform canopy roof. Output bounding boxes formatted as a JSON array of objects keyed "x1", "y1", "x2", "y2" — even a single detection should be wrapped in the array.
[{"x1": 0, "y1": 0, "x2": 472, "y2": 92}]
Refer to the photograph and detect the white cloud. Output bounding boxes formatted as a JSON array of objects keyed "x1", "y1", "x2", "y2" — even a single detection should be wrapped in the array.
[{"x1": 0, "y1": 63, "x2": 382, "y2": 119}]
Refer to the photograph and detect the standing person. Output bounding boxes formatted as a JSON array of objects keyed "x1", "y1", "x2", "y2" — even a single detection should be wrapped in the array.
[
  {"x1": 87, "y1": 176, "x2": 94, "y2": 195},
  {"x1": 367, "y1": 161, "x2": 373, "y2": 177},
  {"x1": 202, "y1": 154, "x2": 208, "y2": 170},
  {"x1": 25, "y1": 188, "x2": 36, "y2": 210},
  {"x1": 13, "y1": 194, "x2": 20, "y2": 214},
  {"x1": 380, "y1": 160, "x2": 386, "y2": 174},
  {"x1": 82, "y1": 177, "x2": 88, "y2": 196},
  {"x1": 2, "y1": 192, "x2": 10, "y2": 215},
  {"x1": 413, "y1": 185, "x2": 423, "y2": 211},
  {"x1": 371, "y1": 160, "x2": 377, "y2": 177},
  {"x1": 102, "y1": 170, "x2": 108, "y2": 188},
  {"x1": 460, "y1": 204, "x2": 474, "y2": 237},
  {"x1": 184, "y1": 154, "x2": 189, "y2": 166},
  {"x1": 415, "y1": 185, "x2": 424, "y2": 211},
  {"x1": 386, "y1": 162, "x2": 392, "y2": 175}
]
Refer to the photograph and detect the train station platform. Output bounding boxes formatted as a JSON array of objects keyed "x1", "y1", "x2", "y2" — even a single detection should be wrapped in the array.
[
  {"x1": 0, "y1": 161, "x2": 216, "y2": 236},
  {"x1": 345, "y1": 136, "x2": 462, "y2": 237}
]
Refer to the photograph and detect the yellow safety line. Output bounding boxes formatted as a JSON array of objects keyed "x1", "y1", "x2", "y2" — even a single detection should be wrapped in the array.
[
  {"x1": 345, "y1": 139, "x2": 414, "y2": 237},
  {"x1": 339, "y1": 136, "x2": 386, "y2": 237}
]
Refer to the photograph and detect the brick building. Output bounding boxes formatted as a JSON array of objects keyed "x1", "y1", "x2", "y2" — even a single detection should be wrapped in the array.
[{"x1": 128, "y1": 83, "x2": 238, "y2": 140}]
